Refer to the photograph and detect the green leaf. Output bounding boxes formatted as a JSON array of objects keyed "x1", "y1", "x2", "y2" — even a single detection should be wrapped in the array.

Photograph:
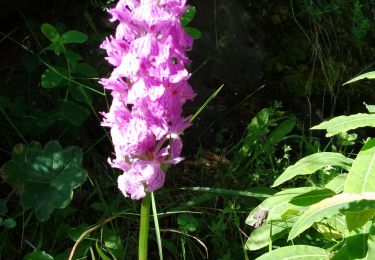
[
  {"x1": 255, "y1": 245, "x2": 329, "y2": 260},
  {"x1": 178, "y1": 214, "x2": 199, "y2": 232},
  {"x1": 60, "y1": 30, "x2": 88, "y2": 44},
  {"x1": 2, "y1": 218, "x2": 16, "y2": 229},
  {"x1": 41, "y1": 67, "x2": 67, "y2": 88},
  {"x1": 184, "y1": 27, "x2": 201, "y2": 39},
  {"x1": 41, "y1": 23, "x2": 60, "y2": 42},
  {"x1": 181, "y1": 6, "x2": 196, "y2": 26},
  {"x1": 263, "y1": 117, "x2": 296, "y2": 153},
  {"x1": 344, "y1": 138, "x2": 375, "y2": 193},
  {"x1": 0, "y1": 199, "x2": 7, "y2": 214},
  {"x1": 23, "y1": 250, "x2": 54, "y2": 260},
  {"x1": 288, "y1": 193, "x2": 375, "y2": 240},
  {"x1": 20, "y1": 141, "x2": 87, "y2": 221},
  {"x1": 346, "y1": 210, "x2": 375, "y2": 231},
  {"x1": 102, "y1": 225, "x2": 124, "y2": 259},
  {"x1": 345, "y1": 222, "x2": 371, "y2": 259},
  {"x1": 343, "y1": 71, "x2": 375, "y2": 85},
  {"x1": 272, "y1": 152, "x2": 352, "y2": 187},
  {"x1": 289, "y1": 189, "x2": 336, "y2": 206},
  {"x1": 65, "y1": 50, "x2": 82, "y2": 68},
  {"x1": 245, "y1": 220, "x2": 293, "y2": 251},
  {"x1": 74, "y1": 63, "x2": 99, "y2": 77},
  {"x1": 364, "y1": 103, "x2": 375, "y2": 114},
  {"x1": 366, "y1": 222, "x2": 375, "y2": 259},
  {"x1": 311, "y1": 114, "x2": 375, "y2": 137},
  {"x1": 68, "y1": 223, "x2": 90, "y2": 241},
  {"x1": 325, "y1": 174, "x2": 347, "y2": 193},
  {"x1": 61, "y1": 100, "x2": 90, "y2": 126},
  {"x1": 246, "y1": 187, "x2": 316, "y2": 226},
  {"x1": 230, "y1": 108, "x2": 272, "y2": 172}
]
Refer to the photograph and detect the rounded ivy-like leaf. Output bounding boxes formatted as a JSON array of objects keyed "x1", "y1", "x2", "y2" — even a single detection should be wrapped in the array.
[{"x1": 20, "y1": 140, "x2": 87, "y2": 222}]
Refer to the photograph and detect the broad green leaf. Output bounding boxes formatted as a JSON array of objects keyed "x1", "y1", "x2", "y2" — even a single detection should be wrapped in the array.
[
  {"x1": 246, "y1": 187, "x2": 316, "y2": 226},
  {"x1": 65, "y1": 50, "x2": 82, "y2": 68},
  {"x1": 311, "y1": 114, "x2": 375, "y2": 137},
  {"x1": 60, "y1": 30, "x2": 88, "y2": 44},
  {"x1": 41, "y1": 67, "x2": 67, "y2": 88},
  {"x1": 23, "y1": 250, "x2": 54, "y2": 260},
  {"x1": 181, "y1": 186, "x2": 273, "y2": 198},
  {"x1": 366, "y1": 222, "x2": 375, "y2": 260},
  {"x1": 344, "y1": 138, "x2": 375, "y2": 193},
  {"x1": 325, "y1": 174, "x2": 347, "y2": 193},
  {"x1": 255, "y1": 245, "x2": 329, "y2": 260},
  {"x1": 2, "y1": 218, "x2": 16, "y2": 229},
  {"x1": 272, "y1": 152, "x2": 352, "y2": 187},
  {"x1": 68, "y1": 223, "x2": 90, "y2": 241},
  {"x1": 41, "y1": 23, "x2": 60, "y2": 42},
  {"x1": 245, "y1": 220, "x2": 293, "y2": 251},
  {"x1": 74, "y1": 63, "x2": 99, "y2": 77},
  {"x1": 184, "y1": 27, "x2": 201, "y2": 39},
  {"x1": 68, "y1": 84, "x2": 93, "y2": 104},
  {"x1": 263, "y1": 117, "x2": 296, "y2": 153},
  {"x1": 289, "y1": 188, "x2": 336, "y2": 206},
  {"x1": 314, "y1": 217, "x2": 346, "y2": 240},
  {"x1": 178, "y1": 214, "x2": 199, "y2": 232},
  {"x1": 20, "y1": 141, "x2": 87, "y2": 221},
  {"x1": 364, "y1": 103, "x2": 375, "y2": 114},
  {"x1": 181, "y1": 6, "x2": 196, "y2": 26},
  {"x1": 346, "y1": 210, "x2": 375, "y2": 231},
  {"x1": 102, "y1": 225, "x2": 124, "y2": 259},
  {"x1": 343, "y1": 71, "x2": 375, "y2": 85},
  {"x1": 288, "y1": 193, "x2": 375, "y2": 240},
  {"x1": 61, "y1": 100, "x2": 90, "y2": 126},
  {"x1": 345, "y1": 222, "x2": 371, "y2": 259}
]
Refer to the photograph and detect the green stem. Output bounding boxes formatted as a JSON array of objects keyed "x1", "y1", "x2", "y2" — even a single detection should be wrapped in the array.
[{"x1": 139, "y1": 192, "x2": 151, "y2": 260}]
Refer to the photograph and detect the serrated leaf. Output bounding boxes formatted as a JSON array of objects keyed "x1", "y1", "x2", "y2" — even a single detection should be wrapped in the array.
[
  {"x1": 23, "y1": 250, "x2": 54, "y2": 260},
  {"x1": 184, "y1": 27, "x2": 201, "y2": 39},
  {"x1": 288, "y1": 193, "x2": 375, "y2": 240},
  {"x1": 245, "y1": 220, "x2": 293, "y2": 251},
  {"x1": 61, "y1": 100, "x2": 90, "y2": 126},
  {"x1": 272, "y1": 152, "x2": 352, "y2": 187},
  {"x1": 41, "y1": 23, "x2": 60, "y2": 42},
  {"x1": 181, "y1": 6, "x2": 196, "y2": 26},
  {"x1": 255, "y1": 245, "x2": 329, "y2": 260},
  {"x1": 311, "y1": 114, "x2": 375, "y2": 137},
  {"x1": 60, "y1": 30, "x2": 88, "y2": 44},
  {"x1": 41, "y1": 67, "x2": 67, "y2": 88},
  {"x1": 20, "y1": 140, "x2": 87, "y2": 221},
  {"x1": 343, "y1": 71, "x2": 375, "y2": 85},
  {"x1": 344, "y1": 138, "x2": 375, "y2": 193}
]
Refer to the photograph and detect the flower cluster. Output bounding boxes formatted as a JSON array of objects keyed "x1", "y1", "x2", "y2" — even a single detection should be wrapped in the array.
[{"x1": 100, "y1": 0, "x2": 195, "y2": 200}]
